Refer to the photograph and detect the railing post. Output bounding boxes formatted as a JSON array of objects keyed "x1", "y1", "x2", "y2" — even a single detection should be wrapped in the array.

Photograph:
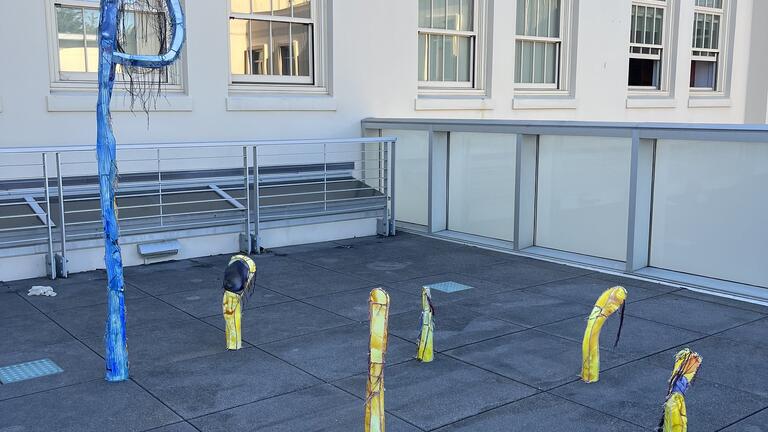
[
  {"x1": 243, "y1": 146, "x2": 252, "y2": 254},
  {"x1": 55, "y1": 153, "x2": 68, "y2": 278},
  {"x1": 513, "y1": 134, "x2": 538, "y2": 251},
  {"x1": 323, "y1": 143, "x2": 328, "y2": 213},
  {"x1": 42, "y1": 153, "x2": 56, "y2": 280},
  {"x1": 157, "y1": 148, "x2": 164, "y2": 227},
  {"x1": 388, "y1": 139, "x2": 396, "y2": 236},
  {"x1": 252, "y1": 146, "x2": 261, "y2": 253},
  {"x1": 625, "y1": 129, "x2": 655, "y2": 272}
]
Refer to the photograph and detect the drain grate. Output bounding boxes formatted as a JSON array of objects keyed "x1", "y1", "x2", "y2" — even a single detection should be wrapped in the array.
[
  {"x1": 425, "y1": 281, "x2": 474, "y2": 293},
  {"x1": 0, "y1": 359, "x2": 63, "y2": 384}
]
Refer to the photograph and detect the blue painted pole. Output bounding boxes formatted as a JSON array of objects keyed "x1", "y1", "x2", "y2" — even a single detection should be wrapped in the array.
[{"x1": 97, "y1": 0, "x2": 185, "y2": 382}]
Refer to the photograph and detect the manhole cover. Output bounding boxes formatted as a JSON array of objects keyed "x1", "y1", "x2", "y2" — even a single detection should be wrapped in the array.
[
  {"x1": 0, "y1": 359, "x2": 63, "y2": 384},
  {"x1": 424, "y1": 281, "x2": 474, "y2": 293}
]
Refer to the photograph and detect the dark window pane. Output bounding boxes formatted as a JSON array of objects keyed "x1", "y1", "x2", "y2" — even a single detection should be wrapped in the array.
[{"x1": 628, "y1": 58, "x2": 660, "y2": 87}]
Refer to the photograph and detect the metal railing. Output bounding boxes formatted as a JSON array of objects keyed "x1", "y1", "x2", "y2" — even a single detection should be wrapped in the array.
[
  {"x1": 363, "y1": 117, "x2": 768, "y2": 304},
  {"x1": 0, "y1": 137, "x2": 396, "y2": 279}
]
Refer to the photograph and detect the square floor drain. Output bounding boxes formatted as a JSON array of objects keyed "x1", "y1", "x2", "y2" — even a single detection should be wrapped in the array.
[
  {"x1": 0, "y1": 359, "x2": 63, "y2": 384},
  {"x1": 425, "y1": 281, "x2": 474, "y2": 293}
]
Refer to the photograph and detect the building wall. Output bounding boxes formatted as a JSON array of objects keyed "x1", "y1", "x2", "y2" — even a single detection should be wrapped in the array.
[
  {"x1": 0, "y1": 0, "x2": 761, "y2": 150},
  {"x1": 744, "y1": 0, "x2": 768, "y2": 123}
]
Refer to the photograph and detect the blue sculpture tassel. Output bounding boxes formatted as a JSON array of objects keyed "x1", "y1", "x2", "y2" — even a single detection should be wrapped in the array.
[{"x1": 97, "y1": 0, "x2": 185, "y2": 382}]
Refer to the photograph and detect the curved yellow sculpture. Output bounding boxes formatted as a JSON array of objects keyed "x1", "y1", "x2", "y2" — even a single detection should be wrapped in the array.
[
  {"x1": 660, "y1": 348, "x2": 702, "y2": 432},
  {"x1": 416, "y1": 287, "x2": 435, "y2": 362},
  {"x1": 581, "y1": 286, "x2": 627, "y2": 383},
  {"x1": 222, "y1": 254, "x2": 256, "y2": 351},
  {"x1": 365, "y1": 288, "x2": 390, "y2": 432}
]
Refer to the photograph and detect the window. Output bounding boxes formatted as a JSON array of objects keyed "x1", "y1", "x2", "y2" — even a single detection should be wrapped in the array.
[
  {"x1": 690, "y1": 0, "x2": 724, "y2": 90},
  {"x1": 51, "y1": 1, "x2": 180, "y2": 84},
  {"x1": 515, "y1": 0, "x2": 562, "y2": 88},
  {"x1": 417, "y1": 0, "x2": 477, "y2": 88},
  {"x1": 229, "y1": 0, "x2": 315, "y2": 84},
  {"x1": 628, "y1": 0, "x2": 668, "y2": 89}
]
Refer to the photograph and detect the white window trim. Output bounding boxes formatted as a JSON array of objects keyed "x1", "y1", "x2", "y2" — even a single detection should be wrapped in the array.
[
  {"x1": 417, "y1": 0, "x2": 490, "y2": 97},
  {"x1": 513, "y1": 0, "x2": 577, "y2": 97},
  {"x1": 228, "y1": 0, "x2": 330, "y2": 95},
  {"x1": 627, "y1": 0, "x2": 678, "y2": 96},
  {"x1": 689, "y1": 0, "x2": 732, "y2": 96},
  {"x1": 45, "y1": 0, "x2": 186, "y2": 93}
]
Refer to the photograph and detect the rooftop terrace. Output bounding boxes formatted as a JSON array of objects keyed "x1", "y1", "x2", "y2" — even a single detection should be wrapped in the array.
[{"x1": 1, "y1": 232, "x2": 767, "y2": 431}]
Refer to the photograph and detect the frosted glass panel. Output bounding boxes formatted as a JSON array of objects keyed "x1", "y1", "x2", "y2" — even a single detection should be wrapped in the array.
[
  {"x1": 448, "y1": 133, "x2": 516, "y2": 241},
  {"x1": 386, "y1": 129, "x2": 429, "y2": 226},
  {"x1": 536, "y1": 135, "x2": 631, "y2": 261},
  {"x1": 651, "y1": 140, "x2": 768, "y2": 287}
]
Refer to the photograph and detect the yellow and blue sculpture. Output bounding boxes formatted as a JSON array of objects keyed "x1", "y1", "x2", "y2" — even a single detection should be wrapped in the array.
[
  {"x1": 581, "y1": 286, "x2": 627, "y2": 383},
  {"x1": 416, "y1": 287, "x2": 435, "y2": 362},
  {"x1": 658, "y1": 348, "x2": 702, "y2": 432},
  {"x1": 365, "y1": 288, "x2": 390, "y2": 432},
  {"x1": 97, "y1": 0, "x2": 185, "y2": 381},
  {"x1": 222, "y1": 254, "x2": 257, "y2": 350}
]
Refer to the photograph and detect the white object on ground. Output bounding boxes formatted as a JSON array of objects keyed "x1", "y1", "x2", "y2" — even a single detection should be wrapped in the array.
[{"x1": 28, "y1": 286, "x2": 57, "y2": 297}]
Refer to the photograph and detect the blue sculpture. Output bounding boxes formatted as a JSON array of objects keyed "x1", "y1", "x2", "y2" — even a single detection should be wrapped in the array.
[{"x1": 97, "y1": 0, "x2": 185, "y2": 381}]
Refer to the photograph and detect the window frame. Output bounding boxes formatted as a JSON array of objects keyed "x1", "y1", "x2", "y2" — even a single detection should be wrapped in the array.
[
  {"x1": 627, "y1": 0, "x2": 675, "y2": 93},
  {"x1": 417, "y1": 0, "x2": 490, "y2": 96},
  {"x1": 228, "y1": 0, "x2": 329, "y2": 92},
  {"x1": 513, "y1": 0, "x2": 576, "y2": 94},
  {"x1": 689, "y1": 0, "x2": 727, "y2": 93},
  {"x1": 45, "y1": 0, "x2": 185, "y2": 91}
]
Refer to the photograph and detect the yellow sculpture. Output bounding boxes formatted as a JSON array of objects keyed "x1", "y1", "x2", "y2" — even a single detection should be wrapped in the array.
[
  {"x1": 659, "y1": 348, "x2": 702, "y2": 432},
  {"x1": 581, "y1": 286, "x2": 627, "y2": 383},
  {"x1": 365, "y1": 288, "x2": 390, "y2": 432},
  {"x1": 416, "y1": 287, "x2": 435, "y2": 362},
  {"x1": 222, "y1": 254, "x2": 256, "y2": 350}
]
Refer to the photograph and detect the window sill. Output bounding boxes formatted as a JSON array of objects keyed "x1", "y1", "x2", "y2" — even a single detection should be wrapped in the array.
[
  {"x1": 414, "y1": 97, "x2": 495, "y2": 111},
  {"x1": 688, "y1": 96, "x2": 731, "y2": 108},
  {"x1": 512, "y1": 96, "x2": 577, "y2": 110},
  {"x1": 625, "y1": 96, "x2": 677, "y2": 109},
  {"x1": 226, "y1": 95, "x2": 337, "y2": 111},
  {"x1": 47, "y1": 93, "x2": 194, "y2": 112}
]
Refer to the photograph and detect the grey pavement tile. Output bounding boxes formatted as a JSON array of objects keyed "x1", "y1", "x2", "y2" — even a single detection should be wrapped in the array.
[
  {"x1": 133, "y1": 347, "x2": 319, "y2": 418},
  {"x1": 306, "y1": 286, "x2": 418, "y2": 322},
  {"x1": 648, "y1": 335, "x2": 768, "y2": 399},
  {"x1": 674, "y1": 289, "x2": 768, "y2": 314},
  {"x1": 456, "y1": 290, "x2": 590, "y2": 328},
  {"x1": 125, "y1": 261, "x2": 225, "y2": 296},
  {"x1": 552, "y1": 357, "x2": 768, "y2": 432},
  {"x1": 537, "y1": 315, "x2": 705, "y2": 364},
  {"x1": 0, "y1": 379, "x2": 180, "y2": 432},
  {"x1": 260, "y1": 323, "x2": 415, "y2": 381},
  {"x1": 435, "y1": 392, "x2": 645, "y2": 432},
  {"x1": 8, "y1": 272, "x2": 146, "y2": 313},
  {"x1": 47, "y1": 296, "x2": 196, "y2": 340},
  {"x1": 720, "y1": 408, "x2": 768, "y2": 432},
  {"x1": 82, "y1": 318, "x2": 230, "y2": 372},
  {"x1": 0, "y1": 340, "x2": 103, "y2": 401},
  {"x1": 388, "y1": 303, "x2": 526, "y2": 351},
  {"x1": 626, "y1": 294, "x2": 766, "y2": 334},
  {"x1": 203, "y1": 301, "x2": 353, "y2": 346},
  {"x1": 386, "y1": 273, "x2": 512, "y2": 305},
  {"x1": 718, "y1": 317, "x2": 768, "y2": 348},
  {"x1": 445, "y1": 329, "x2": 624, "y2": 390},
  {"x1": 4, "y1": 269, "x2": 107, "y2": 294},
  {"x1": 157, "y1": 284, "x2": 292, "y2": 318},
  {"x1": 524, "y1": 275, "x2": 674, "y2": 306},
  {"x1": 456, "y1": 259, "x2": 591, "y2": 290},
  {"x1": 0, "y1": 292, "x2": 41, "y2": 319},
  {"x1": 191, "y1": 384, "x2": 421, "y2": 432},
  {"x1": 145, "y1": 423, "x2": 199, "y2": 432},
  {"x1": 255, "y1": 257, "x2": 375, "y2": 299},
  {"x1": 334, "y1": 355, "x2": 537, "y2": 431},
  {"x1": 0, "y1": 312, "x2": 74, "y2": 355}
]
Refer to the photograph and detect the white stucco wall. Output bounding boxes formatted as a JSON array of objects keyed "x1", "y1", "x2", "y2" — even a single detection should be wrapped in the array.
[{"x1": 0, "y1": 0, "x2": 761, "y2": 150}]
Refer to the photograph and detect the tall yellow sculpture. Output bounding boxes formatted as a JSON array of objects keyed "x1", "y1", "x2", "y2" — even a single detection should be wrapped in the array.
[
  {"x1": 581, "y1": 286, "x2": 627, "y2": 383},
  {"x1": 416, "y1": 287, "x2": 435, "y2": 362},
  {"x1": 222, "y1": 254, "x2": 257, "y2": 350},
  {"x1": 659, "y1": 348, "x2": 702, "y2": 432},
  {"x1": 365, "y1": 288, "x2": 390, "y2": 432}
]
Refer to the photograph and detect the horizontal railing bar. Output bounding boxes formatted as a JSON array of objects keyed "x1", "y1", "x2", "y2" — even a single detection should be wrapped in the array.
[
  {"x1": 63, "y1": 206, "x2": 245, "y2": 226},
  {"x1": 65, "y1": 217, "x2": 248, "y2": 239},
  {"x1": 0, "y1": 225, "x2": 45, "y2": 233},
  {"x1": 0, "y1": 236, "x2": 50, "y2": 245},
  {"x1": 259, "y1": 195, "x2": 385, "y2": 209},
  {"x1": 257, "y1": 177, "x2": 382, "y2": 188},
  {"x1": 261, "y1": 186, "x2": 382, "y2": 199},
  {"x1": 0, "y1": 137, "x2": 398, "y2": 154},
  {"x1": 63, "y1": 197, "x2": 245, "y2": 214},
  {"x1": 258, "y1": 205, "x2": 386, "y2": 222}
]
